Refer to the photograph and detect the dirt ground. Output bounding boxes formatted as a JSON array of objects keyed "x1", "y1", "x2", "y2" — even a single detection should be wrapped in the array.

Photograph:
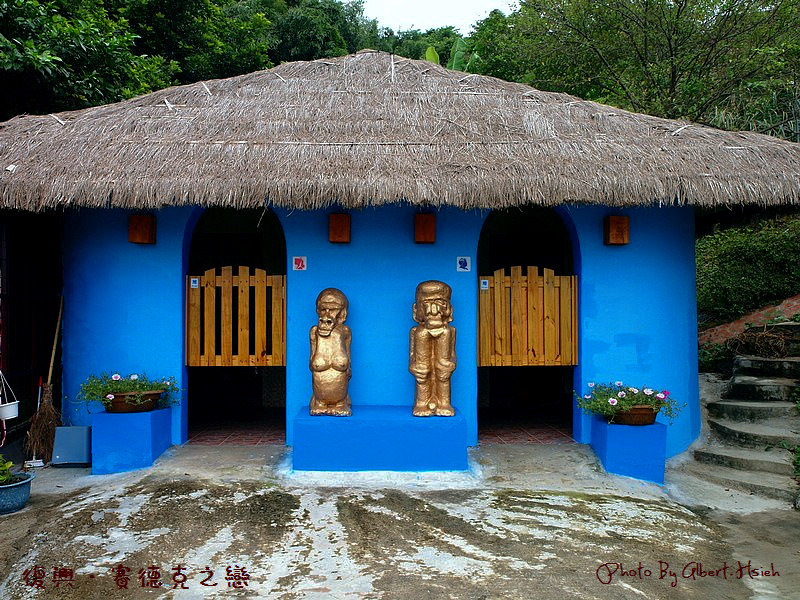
[{"x1": 0, "y1": 444, "x2": 798, "y2": 599}]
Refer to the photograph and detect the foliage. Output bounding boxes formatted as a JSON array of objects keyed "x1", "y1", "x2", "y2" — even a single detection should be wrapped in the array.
[
  {"x1": 0, "y1": 454, "x2": 13, "y2": 485},
  {"x1": 696, "y1": 215, "x2": 800, "y2": 323},
  {"x1": 576, "y1": 381, "x2": 682, "y2": 423},
  {"x1": 469, "y1": 0, "x2": 800, "y2": 139},
  {"x1": 0, "y1": 0, "x2": 177, "y2": 120},
  {"x1": 698, "y1": 342, "x2": 734, "y2": 375},
  {"x1": 378, "y1": 26, "x2": 463, "y2": 66},
  {"x1": 424, "y1": 45, "x2": 438, "y2": 65},
  {"x1": 78, "y1": 371, "x2": 179, "y2": 408}
]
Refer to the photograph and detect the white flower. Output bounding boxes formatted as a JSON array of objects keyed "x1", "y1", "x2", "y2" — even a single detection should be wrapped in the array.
[
  {"x1": 618, "y1": 391, "x2": 627, "y2": 398},
  {"x1": 106, "y1": 394, "x2": 114, "y2": 400},
  {"x1": 656, "y1": 392, "x2": 666, "y2": 399},
  {"x1": 643, "y1": 388, "x2": 654, "y2": 395},
  {"x1": 615, "y1": 380, "x2": 623, "y2": 387},
  {"x1": 608, "y1": 398, "x2": 618, "y2": 406},
  {"x1": 587, "y1": 382, "x2": 595, "y2": 388},
  {"x1": 628, "y1": 387, "x2": 639, "y2": 394},
  {"x1": 584, "y1": 394, "x2": 592, "y2": 399},
  {"x1": 130, "y1": 374, "x2": 139, "y2": 380}
]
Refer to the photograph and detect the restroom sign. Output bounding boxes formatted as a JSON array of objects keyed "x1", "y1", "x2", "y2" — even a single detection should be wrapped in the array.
[
  {"x1": 480, "y1": 279, "x2": 489, "y2": 290},
  {"x1": 190, "y1": 277, "x2": 199, "y2": 289},
  {"x1": 293, "y1": 256, "x2": 307, "y2": 271}
]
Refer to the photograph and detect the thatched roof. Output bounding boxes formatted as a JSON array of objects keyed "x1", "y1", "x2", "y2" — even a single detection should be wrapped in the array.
[{"x1": 1, "y1": 49, "x2": 799, "y2": 211}]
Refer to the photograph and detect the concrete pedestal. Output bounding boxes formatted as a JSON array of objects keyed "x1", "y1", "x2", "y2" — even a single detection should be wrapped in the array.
[
  {"x1": 91, "y1": 408, "x2": 172, "y2": 474},
  {"x1": 590, "y1": 415, "x2": 667, "y2": 484},
  {"x1": 293, "y1": 405, "x2": 468, "y2": 471}
]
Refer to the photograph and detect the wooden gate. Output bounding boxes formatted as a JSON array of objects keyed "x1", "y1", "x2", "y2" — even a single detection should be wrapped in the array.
[
  {"x1": 478, "y1": 266, "x2": 577, "y2": 366},
  {"x1": 185, "y1": 266, "x2": 285, "y2": 366}
]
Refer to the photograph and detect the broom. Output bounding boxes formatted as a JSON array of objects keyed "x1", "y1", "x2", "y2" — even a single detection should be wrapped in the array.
[{"x1": 25, "y1": 296, "x2": 63, "y2": 466}]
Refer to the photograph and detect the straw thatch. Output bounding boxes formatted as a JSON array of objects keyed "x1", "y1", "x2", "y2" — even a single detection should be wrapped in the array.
[{"x1": 1, "y1": 49, "x2": 799, "y2": 211}]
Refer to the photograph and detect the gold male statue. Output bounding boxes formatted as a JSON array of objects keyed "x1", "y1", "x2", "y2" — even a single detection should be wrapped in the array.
[
  {"x1": 309, "y1": 288, "x2": 352, "y2": 416},
  {"x1": 409, "y1": 280, "x2": 457, "y2": 416}
]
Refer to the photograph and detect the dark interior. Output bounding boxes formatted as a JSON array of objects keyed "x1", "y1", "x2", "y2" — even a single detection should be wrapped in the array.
[
  {"x1": 187, "y1": 208, "x2": 286, "y2": 430},
  {"x1": 477, "y1": 207, "x2": 574, "y2": 430}
]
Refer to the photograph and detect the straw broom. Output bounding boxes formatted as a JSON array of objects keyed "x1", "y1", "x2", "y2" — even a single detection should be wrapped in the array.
[{"x1": 25, "y1": 296, "x2": 62, "y2": 464}]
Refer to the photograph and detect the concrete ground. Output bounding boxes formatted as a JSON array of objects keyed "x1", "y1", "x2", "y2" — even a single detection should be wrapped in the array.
[{"x1": 1, "y1": 441, "x2": 798, "y2": 600}]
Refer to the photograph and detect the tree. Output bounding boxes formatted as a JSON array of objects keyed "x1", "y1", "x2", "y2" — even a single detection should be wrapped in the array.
[
  {"x1": 0, "y1": 0, "x2": 175, "y2": 120},
  {"x1": 470, "y1": 0, "x2": 800, "y2": 134}
]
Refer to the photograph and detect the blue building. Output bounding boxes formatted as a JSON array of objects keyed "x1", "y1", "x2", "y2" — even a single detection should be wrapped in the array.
[{"x1": 2, "y1": 51, "x2": 798, "y2": 473}]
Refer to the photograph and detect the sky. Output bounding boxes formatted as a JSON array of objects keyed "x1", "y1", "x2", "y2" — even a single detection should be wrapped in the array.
[{"x1": 362, "y1": 1, "x2": 518, "y2": 35}]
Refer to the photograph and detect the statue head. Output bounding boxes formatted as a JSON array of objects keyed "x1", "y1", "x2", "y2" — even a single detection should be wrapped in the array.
[
  {"x1": 413, "y1": 280, "x2": 453, "y2": 328},
  {"x1": 315, "y1": 288, "x2": 348, "y2": 337}
]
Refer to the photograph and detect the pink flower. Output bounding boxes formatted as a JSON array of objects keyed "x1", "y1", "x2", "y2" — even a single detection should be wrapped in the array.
[
  {"x1": 608, "y1": 398, "x2": 618, "y2": 406},
  {"x1": 643, "y1": 388, "x2": 654, "y2": 395},
  {"x1": 106, "y1": 394, "x2": 115, "y2": 400},
  {"x1": 111, "y1": 373, "x2": 121, "y2": 381},
  {"x1": 663, "y1": 390, "x2": 670, "y2": 397},
  {"x1": 587, "y1": 382, "x2": 595, "y2": 388},
  {"x1": 617, "y1": 391, "x2": 626, "y2": 398},
  {"x1": 656, "y1": 392, "x2": 666, "y2": 399},
  {"x1": 615, "y1": 380, "x2": 623, "y2": 387}
]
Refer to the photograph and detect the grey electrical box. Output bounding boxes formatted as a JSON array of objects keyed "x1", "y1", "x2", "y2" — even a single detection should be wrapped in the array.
[{"x1": 51, "y1": 426, "x2": 91, "y2": 467}]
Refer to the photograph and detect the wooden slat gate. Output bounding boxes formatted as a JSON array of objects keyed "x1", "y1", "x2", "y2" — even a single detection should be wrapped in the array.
[
  {"x1": 185, "y1": 266, "x2": 285, "y2": 366},
  {"x1": 478, "y1": 266, "x2": 578, "y2": 366}
]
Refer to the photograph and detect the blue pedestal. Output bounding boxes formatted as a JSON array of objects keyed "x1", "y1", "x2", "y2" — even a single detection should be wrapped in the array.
[
  {"x1": 293, "y1": 405, "x2": 468, "y2": 471},
  {"x1": 91, "y1": 409, "x2": 172, "y2": 474},
  {"x1": 590, "y1": 415, "x2": 667, "y2": 484}
]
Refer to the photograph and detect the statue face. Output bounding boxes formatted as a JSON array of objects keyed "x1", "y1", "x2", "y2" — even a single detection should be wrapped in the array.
[
  {"x1": 414, "y1": 281, "x2": 452, "y2": 328},
  {"x1": 316, "y1": 294, "x2": 345, "y2": 337}
]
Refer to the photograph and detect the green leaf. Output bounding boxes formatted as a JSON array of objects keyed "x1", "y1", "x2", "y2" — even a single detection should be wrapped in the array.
[{"x1": 425, "y1": 44, "x2": 439, "y2": 65}]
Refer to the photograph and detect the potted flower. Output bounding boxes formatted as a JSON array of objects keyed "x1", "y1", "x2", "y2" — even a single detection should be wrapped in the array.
[
  {"x1": 0, "y1": 454, "x2": 34, "y2": 514},
  {"x1": 576, "y1": 381, "x2": 682, "y2": 425},
  {"x1": 78, "y1": 372, "x2": 179, "y2": 413}
]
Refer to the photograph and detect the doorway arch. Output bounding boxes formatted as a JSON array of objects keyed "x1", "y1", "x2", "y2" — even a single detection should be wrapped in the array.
[
  {"x1": 477, "y1": 206, "x2": 576, "y2": 434},
  {"x1": 186, "y1": 207, "x2": 287, "y2": 436}
]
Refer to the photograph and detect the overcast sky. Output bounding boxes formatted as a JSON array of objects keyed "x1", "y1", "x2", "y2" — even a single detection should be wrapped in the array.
[{"x1": 362, "y1": 1, "x2": 518, "y2": 35}]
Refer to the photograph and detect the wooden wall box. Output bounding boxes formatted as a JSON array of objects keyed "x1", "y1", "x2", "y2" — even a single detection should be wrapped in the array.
[
  {"x1": 129, "y1": 214, "x2": 156, "y2": 244},
  {"x1": 415, "y1": 213, "x2": 436, "y2": 244},
  {"x1": 329, "y1": 213, "x2": 351, "y2": 243},
  {"x1": 604, "y1": 215, "x2": 629, "y2": 245}
]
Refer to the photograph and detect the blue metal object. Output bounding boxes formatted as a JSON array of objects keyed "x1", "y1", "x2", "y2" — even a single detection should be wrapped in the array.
[{"x1": 51, "y1": 426, "x2": 91, "y2": 466}]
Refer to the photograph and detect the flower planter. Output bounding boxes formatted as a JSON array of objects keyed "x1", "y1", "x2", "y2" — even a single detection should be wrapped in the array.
[
  {"x1": 0, "y1": 400, "x2": 19, "y2": 420},
  {"x1": 106, "y1": 390, "x2": 163, "y2": 413},
  {"x1": 0, "y1": 472, "x2": 34, "y2": 515},
  {"x1": 609, "y1": 405, "x2": 657, "y2": 425}
]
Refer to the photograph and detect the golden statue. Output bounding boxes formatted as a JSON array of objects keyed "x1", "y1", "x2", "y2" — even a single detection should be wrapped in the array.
[
  {"x1": 309, "y1": 288, "x2": 352, "y2": 416},
  {"x1": 409, "y1": 280, "x2": 456, "y2": 417}
]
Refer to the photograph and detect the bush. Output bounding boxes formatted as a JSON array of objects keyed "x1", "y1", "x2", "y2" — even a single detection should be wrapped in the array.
[
  {"x1": 696, "y1": 215, "x2": 800, "y2": 323},
  {"x1": 698, "y1": 342, "x2": 735, "y2": 375}
]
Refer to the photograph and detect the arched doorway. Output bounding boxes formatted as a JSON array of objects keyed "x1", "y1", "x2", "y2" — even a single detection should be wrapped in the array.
[
  {"x1": 477, "y1": 207, "x2": 576, "y2": 441},
  {"x1": 186, "y1": 208, "x2": 287, "y2": 442}
]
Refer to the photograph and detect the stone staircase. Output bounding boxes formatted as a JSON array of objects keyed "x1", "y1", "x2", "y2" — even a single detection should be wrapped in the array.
[{"x1": 688, "y1": 349, "x2": 800, "y2": 506}]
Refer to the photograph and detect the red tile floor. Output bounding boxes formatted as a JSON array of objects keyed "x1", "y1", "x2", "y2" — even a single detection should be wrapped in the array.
[{"x1": 187, "y1": 420, "x2": 574, "y2": 446}]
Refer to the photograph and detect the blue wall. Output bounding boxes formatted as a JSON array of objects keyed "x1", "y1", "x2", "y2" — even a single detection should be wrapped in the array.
[
  {"x1": 567, "y1": 205, "x2": 700, "y2": 456},
  {"x1": 61, "y1": 203, "x2": 699, "y2": 458},
  {"x1": 277, "y1": 205, "x2": 484, "y2": 444},
  {"x1": 62, "y1": 207, "x2": 194, "y2": 444}
]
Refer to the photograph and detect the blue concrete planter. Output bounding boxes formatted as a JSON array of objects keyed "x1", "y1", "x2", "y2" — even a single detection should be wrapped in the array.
[
  {"x1": 91, "y1": 408, "x2": 172, "y2": 474},
  {"x1": 293, "y1": 405, "x2": 469, "y2": 471},
  {"x1": 590, "y1": 415, "x2": 667, "y2": 484},
  {"x1": 0, "y1": 472, "x2": 34, "y2": 515}
]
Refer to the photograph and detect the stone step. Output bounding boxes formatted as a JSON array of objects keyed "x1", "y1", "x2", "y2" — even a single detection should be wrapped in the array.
[
  {"x1": 707, "y1": 400, "x2": 798, "y2": 422},
  {"x1": 708, "y1": 417, "x2": 800, "y2": 448},
  {"x1": 682, "y1": 462, "x2": 799, "y2": 503},
  {"x1": 693, "y1": 445, "x2": 795, "y2": 476},
  {"x1": 722, "y1": 374, "x2": 799, "y2": 402},
  {"x1": 733, "y1": 355, "x2": 800, "y2": 379}
]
